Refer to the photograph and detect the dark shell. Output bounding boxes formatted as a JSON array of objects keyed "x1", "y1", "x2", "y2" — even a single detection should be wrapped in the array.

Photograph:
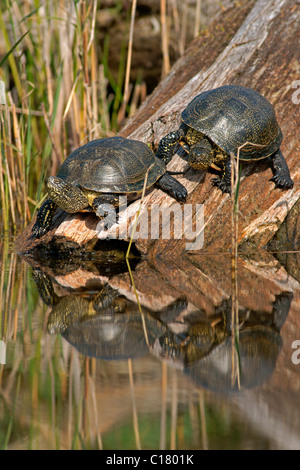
[
  {"x1": 182, "y1": 85, "x2": 282, "y2": 161},
  {"x1": 185, "y1": 326, "x2": 282, "y2": 392},
  {"x1": 57, "y1": 136, "x2": 166, "y2": 193},
  {"x1": 62, "y1": 311, "x2": 166, "y2": 360}
]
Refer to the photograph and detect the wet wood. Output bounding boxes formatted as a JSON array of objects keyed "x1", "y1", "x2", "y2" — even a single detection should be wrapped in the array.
[{"x1": 16, "y1": 0, "x2": 300, "y2": 257}]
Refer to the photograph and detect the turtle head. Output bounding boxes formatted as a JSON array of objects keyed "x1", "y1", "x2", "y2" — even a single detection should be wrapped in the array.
[
  {"x1": 188, "y1": 140, "x2": 214, "y2": 170},
  {"x1": 46, "y1": 176, "x2": 88, "y2": 212}
]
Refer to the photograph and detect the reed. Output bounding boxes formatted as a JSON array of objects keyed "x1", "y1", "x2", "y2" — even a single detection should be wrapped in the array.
[
  {"x1": 230, "y1": 141, "x2": 266, "y2": 388},
  {"x1": 0, "y1": 0, "x2": 141, "y2": 233},
  {"x1": 0, "y1": 0, "x2": 206, "y2": 235},
  {"x1": 230, "y1": 150, "x2": 241, "y2": 389}
]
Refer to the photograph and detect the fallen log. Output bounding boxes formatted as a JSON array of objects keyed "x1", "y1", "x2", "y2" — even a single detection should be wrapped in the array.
[{"x1": 16, "y1": 0, "x2": 300, "y2": 258}]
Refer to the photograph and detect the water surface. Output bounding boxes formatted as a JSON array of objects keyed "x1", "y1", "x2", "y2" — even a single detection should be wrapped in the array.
[{"x1": 1, "y1": 236, "x2": 300, "y2": 450}]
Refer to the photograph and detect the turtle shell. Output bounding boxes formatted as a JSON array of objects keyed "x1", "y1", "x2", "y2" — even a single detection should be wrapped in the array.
[
  {"x1": 184, "y1": 326, "x2": 282, "y2": 391},
  {"x1": 181, "y1": 85, "x2": 283, "y2": 161},
  {"x1": 57, "y1": 136, "x2": 166, "y2": 193},
  {"x1": 62, "y1": 310, "x2": 167, "y2": 360}
]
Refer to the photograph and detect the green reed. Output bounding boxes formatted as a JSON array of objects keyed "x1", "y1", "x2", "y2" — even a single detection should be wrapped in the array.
[
  {"x1": 0, "y1": 0, "x2": 206, "y2": 234},
  {"x1": 0, "y1": 0, "x2": 147, "y2": 234}
]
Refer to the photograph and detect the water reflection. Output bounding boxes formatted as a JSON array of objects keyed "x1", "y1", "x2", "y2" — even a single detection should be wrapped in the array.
[
  {"x1": 33, "y1": 267, "x2": 292, "y2": 393},
  {"x1": 183, "y1": 294, "x2": 291, "y2": 391},
  {"x1": 1, "y1": 240, "x2": 300, "y2": 450}
]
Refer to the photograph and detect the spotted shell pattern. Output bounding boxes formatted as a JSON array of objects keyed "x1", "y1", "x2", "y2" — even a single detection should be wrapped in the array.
[
  {"x1": 181, "y1": 85, "x2": 283, "y2": 160},
  {"x1": 57, "y1": 136, "x2": 166, "y2": 194}
]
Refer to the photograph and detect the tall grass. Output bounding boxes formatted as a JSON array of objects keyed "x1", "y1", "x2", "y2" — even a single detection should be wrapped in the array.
[
  {"x1": 230, "y1": 151, "x2": 241, "y2": 389},
  {"x1": 230, "y1": 141, "x2": 267, "y2": 388},
  {"x1": 0, "y1": 0, "x2": 206, "y2": 234},
  {"x1": 0, "y1": 0, "x2": 137, "y2": 233}
]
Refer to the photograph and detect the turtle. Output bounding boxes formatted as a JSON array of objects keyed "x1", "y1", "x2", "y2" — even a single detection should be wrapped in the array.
[
  {"x1": 32, "y1": 136, "x2": 187, "y2": 238},
  {"x1": 158, "y1": 291, "x2": 292, "y2": 364},
  {"x1": 158, "y1": 292, "x2": 292, "y2": 391},
  {"x1": 32, "y1": 268, "x2": 188, "y2": 360},
  {"x1": 156, "y1": 85, "x2": 294, "y2": 194}
]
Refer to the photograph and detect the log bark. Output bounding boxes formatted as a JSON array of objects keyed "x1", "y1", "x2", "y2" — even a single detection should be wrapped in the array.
[{"x1": 16, "y1": 0, "x2": 300, "y2": 258}]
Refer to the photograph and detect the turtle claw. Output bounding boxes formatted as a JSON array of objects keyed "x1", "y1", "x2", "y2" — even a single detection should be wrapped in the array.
[
  {"x1": 211, "y1": 177, "x2": 231, "y2": 194},
  {"x1": 172, "y1": 185, "x2": 188, "y2": 203},
  {"x1": 269, "y1": 175, "x2": 294, "y2": 190}
]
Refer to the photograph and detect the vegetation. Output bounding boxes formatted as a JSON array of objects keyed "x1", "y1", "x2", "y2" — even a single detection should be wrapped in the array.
[
  {"x1": 0, "y1": 0, "x2": 139, "y2": 233},
  {"x1": 0, "y1": 0, "x2": 206, "y2": 235}
]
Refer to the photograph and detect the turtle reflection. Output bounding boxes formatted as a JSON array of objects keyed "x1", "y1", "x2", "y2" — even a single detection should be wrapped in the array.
[
  {"x1": 33, "y1": 268, "x2": 187, "y2": 360},
  {"x1": 158, "y1": 293, "x2": 293, "y2": 392},
  {"x1": 33, "y1": 269, "x2": 293, "y2": 391},
  {"x1": 60, "y1": 299, "x2": 187, "y2": 361}
]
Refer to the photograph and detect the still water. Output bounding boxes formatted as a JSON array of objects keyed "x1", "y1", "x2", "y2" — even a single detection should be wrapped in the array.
[{"x1": 1, "y1": 236, "x2": 300, "y2": 450}]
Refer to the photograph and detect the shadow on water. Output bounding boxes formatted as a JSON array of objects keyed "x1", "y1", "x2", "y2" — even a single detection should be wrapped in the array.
[{"x1": 1, "y1": 234, "x2": 300, "y2": 450}]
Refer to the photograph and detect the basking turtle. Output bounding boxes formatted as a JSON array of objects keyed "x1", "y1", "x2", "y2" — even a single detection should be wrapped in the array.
[
  {"x1": 157, "y1": 85, "x2": 294, "y2": 193},
  {"x1": 32, "y1": 136, "x2": 187, "y2": 238}
]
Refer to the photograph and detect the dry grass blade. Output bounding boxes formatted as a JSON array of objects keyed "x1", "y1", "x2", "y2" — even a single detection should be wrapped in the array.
[
  {"x1": 199, "y1": 390, "x2": 208, "y2": 450},
  {"x1": 118, "y1": 0, "x2": 137, "y2": 126},
  {"x1": 128, "y1": 358, "x2": 141, "y2": 450},
  {"x1": 230, "y1": 145, "x2": 241, "y2": 388},
  {"x1": 160, "y1": 0, "x2": 170, "y2": 77},
  {"x1": 87, "y1": 0, "x2": 98, "y2": 52},
  {"x1": 125, "y1": 163, "x2": 155, "y2": 348},
  {"x1": 63, "y1": 70, "x2": 82, "y2": 121},
  {"x1": 194, "y1": 0, "x2": 202, "y2": 37},
  {"x1": 230, "y1": 141, "x2": 267, "y2": 388}
]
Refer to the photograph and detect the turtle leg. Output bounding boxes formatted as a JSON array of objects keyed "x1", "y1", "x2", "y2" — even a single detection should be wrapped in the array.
[
  {"x1": 31, "y1": 198, "x2": 57, "y2": 238},
  {"x1": 93, "y1": 285, "x2": 126, "y2": 313},
  {"x1": 92, "y1": 193, "x2": 121, "y2": 228},
  {"x1": 272, "y1": 291, "x2": 293, "y2": 331},
  {"x1": 156, "y1": 126, "x2": 186, "y2": 164},
  {"x1": 269, "y1": 149, "x2": 294, "y2": 189},
  {"x1": 155, "y1": 172, "x2": 187, "y2": 202},
  {"x1": 47, "y1": 176, "x2": 88, "y2": 212},
  {"x1": 211, "y1": 156, "x2": 232, "y2": 194},
  {"x1": 32, "y1": 268, "x2": 57, "y2": 306}
]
